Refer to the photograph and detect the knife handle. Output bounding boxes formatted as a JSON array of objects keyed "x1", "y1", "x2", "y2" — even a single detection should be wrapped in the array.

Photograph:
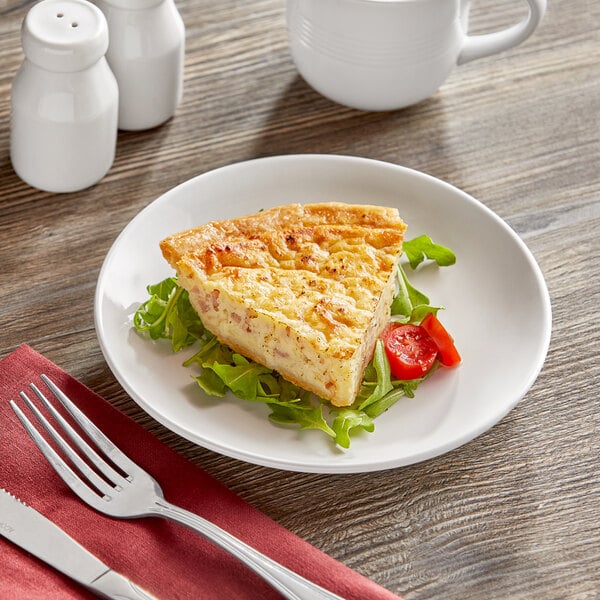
[{"x1": 88, "y1": 570, "x2": 157, "y2": 600}]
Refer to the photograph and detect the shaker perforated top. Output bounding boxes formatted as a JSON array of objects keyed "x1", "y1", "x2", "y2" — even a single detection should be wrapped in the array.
[{"x1": 21, "y1": 0, "x2": 108, "y2": 72}]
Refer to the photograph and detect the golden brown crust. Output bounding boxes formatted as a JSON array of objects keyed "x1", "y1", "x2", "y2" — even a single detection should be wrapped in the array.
[
  {"x1": 160, "y1": 202, "x2": 406, "y2": 406},
  {"x1": 160, "y1": 203, "x2": 404, "y2": 265}
]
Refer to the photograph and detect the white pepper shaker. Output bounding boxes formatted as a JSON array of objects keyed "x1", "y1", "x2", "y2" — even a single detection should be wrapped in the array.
[
  {"x1": 92, "y1": 0, "x2": 185, "y2": 131},
  {"x1": 10, "y1": 0, "x2": 118, "y2": 193}
]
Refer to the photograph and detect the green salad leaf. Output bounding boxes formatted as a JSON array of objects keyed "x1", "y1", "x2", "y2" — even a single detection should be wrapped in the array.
[
  {"x1": 402, "y1": 235, "x2": 456, "y2": 270},
  {"x1": 133, "y1": 278, "x2": 204, "y2": 352},
  {"x1": 132, "y1": 236, "x2": 455, "y2": 448},
  {"x1": 357, "y1": 340, "x2": 393, "y2": 411},
  {"x1": 390, "y1": 235, "x2": 455, "y2": 324},
  {"x1": 269, "y1": 402, "x2": 336, "y2": 439},
  {"x1": 330, "y1": 409, "x2": 374, "y2": 449}
]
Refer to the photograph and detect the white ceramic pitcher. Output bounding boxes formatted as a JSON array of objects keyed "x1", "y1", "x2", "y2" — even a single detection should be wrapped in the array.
[{"x1": 287, "y1": 0, "x2": 547, "y2": 111}]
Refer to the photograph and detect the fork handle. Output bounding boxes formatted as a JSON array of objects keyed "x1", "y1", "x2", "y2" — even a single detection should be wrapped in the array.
[{"x1": 152, "y1": 499, "x2": 345, "y2": 600}]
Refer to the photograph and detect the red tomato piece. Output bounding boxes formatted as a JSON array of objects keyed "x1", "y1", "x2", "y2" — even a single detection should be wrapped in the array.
[
  {"x1": 420, "y1": 312, "x2": 461, "y2": 367},
  {"x1": 381, "y1": 323, "x2": 438, "y2": 380}
]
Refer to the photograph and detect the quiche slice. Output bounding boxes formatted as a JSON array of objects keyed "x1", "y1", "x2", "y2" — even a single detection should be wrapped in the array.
[{"x1": 160, "y1": 202, "x2": 406, "y2": 407}]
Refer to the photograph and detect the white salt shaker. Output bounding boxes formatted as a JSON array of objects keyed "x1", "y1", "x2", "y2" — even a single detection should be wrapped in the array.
[
  {"x1": 10, "y1": 0, "x2": 118, "y2": 193},
  {"x1": 92, "y1": 0, "x2": 185, "y2": 131}
]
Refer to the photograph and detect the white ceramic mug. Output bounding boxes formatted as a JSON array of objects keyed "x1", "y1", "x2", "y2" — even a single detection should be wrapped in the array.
[{"x1": 286, "y1": 0, "x2": 546, "y2": 111}]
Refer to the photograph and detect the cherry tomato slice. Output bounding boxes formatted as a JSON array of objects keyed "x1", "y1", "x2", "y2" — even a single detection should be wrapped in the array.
[
  {"x1": 420, "y1": 312, "x2": 461, "y2": 367},
  {"x1": 381, "y1": 323, "x2": 438, "y2": 380}
]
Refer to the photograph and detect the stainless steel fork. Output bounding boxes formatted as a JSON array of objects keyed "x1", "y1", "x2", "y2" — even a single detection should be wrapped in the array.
[{"x1": 11, "y1": 375, "x2": 345, "y2": 600}]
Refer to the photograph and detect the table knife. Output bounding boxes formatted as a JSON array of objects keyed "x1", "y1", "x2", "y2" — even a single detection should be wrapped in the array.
[{"x1": 0, "y1": 488, "x2": 156, "y2": 599}]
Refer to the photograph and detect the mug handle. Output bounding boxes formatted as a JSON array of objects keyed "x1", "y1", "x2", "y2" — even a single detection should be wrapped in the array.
[{"x1": 458, "y1": 0, "x2": 546, "y2": 64}]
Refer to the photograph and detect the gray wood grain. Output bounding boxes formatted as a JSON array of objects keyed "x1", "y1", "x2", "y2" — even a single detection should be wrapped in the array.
[{"x1": 1, "y1": 0, "x2": 599, "y2": 598}]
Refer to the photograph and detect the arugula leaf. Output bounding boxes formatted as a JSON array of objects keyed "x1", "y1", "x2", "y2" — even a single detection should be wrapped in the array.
[
  {"x1": 209, "y1": 354, "x2": 272, "y2": 401},
  {"x1": 399, "y1": 266, "x2": 430, "y2": 307},
  {"x1": 363, "y1": 388, "x2": 409, "y2": 419},
  {"x1": 133, "y1": 278, "x2": 203, "y2": 351},
  {"x1": 268, "y1": 402, "x2": 336, "y2": 438},
  {"x1": 183, "y1": 332, "x2": 234, "y2": 368},
  {"x1": 193, "y1": 369, "x2": 228, "y2": 397},
  {"x1": 330, "y1": 409, "x2": 374, "y2": 449},
  {"x1": 390, "y1": 235, "x2": 455, "y2": 324},
  {"x1": 364, "y1": 374, "x2": 427, "y2": 418},
  {"x1": 390, "y1": 265, "x2": 441, "y2": 324},
  {"x1": 357, "y1": 340, "x2": 393, "y2": 411},
  {"x1": 402, "y1": 235, "x2": 456, "y2": 270},
  {"x1": 389, "y1": 266, "x2": 413, "y2": 320}
]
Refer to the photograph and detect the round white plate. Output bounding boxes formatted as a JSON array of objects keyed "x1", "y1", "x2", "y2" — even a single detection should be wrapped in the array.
[{"x1": 95, "y1": 155, "x2": 552, "y2": 473}]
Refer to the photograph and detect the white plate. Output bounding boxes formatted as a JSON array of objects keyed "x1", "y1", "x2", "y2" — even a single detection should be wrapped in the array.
[{"x1": 95, "y1": 155, "x2": 552, "y2": 473}]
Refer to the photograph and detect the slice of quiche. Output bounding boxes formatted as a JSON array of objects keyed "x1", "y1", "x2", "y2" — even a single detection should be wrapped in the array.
[{"x1": 160, "y1": 202, "x2": 406, "y2": 407}]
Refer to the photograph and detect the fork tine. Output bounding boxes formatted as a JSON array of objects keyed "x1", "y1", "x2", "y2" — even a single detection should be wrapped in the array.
[
  {"x1": 29, "y1": 382, "x2": 127, "y2": 488},
  {"x1": 21, "y1": 387, "x2": 122, "y2": 496},
  {"x1": 40, "y1": 374, "x2": 141, "y2": 477},
  {"x1": 9, "y1": 399, "x2": 109, "y2": 507}
]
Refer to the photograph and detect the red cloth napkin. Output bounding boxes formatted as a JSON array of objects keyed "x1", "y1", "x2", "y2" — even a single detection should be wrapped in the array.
[{"x1": 0, "y1": 345, "x2": 401, "y2": 600}]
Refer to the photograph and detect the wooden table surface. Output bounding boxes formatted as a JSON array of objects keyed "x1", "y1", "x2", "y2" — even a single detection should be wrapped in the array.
[{"x1": 1, "y1": 0, "x2": 599, "y2": 598}]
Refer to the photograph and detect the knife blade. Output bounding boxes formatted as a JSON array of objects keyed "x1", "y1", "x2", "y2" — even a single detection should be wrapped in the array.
[{"x1": 0, "y1": 488, "x2": 156, "y2": 599}]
